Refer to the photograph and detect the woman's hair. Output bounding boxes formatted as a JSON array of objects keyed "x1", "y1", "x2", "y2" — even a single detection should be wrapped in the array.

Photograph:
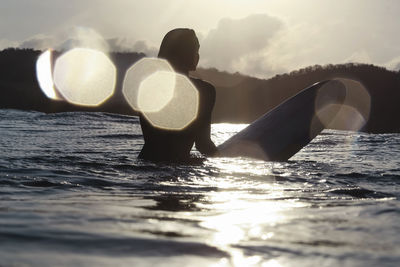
[{"x1": 158, "y1": 28, "x2": 199, "y2": 71}]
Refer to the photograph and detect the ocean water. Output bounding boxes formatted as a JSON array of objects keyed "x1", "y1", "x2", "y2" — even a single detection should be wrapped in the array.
[{"x1": 0, "y1": 109, "x2": 399, "y2": 267}]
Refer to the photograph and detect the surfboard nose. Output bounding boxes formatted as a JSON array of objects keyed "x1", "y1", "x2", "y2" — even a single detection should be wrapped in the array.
[
  {"x1": 313, "y1": 80, "x2": 347, "y2": 131},
  {"x1": 218, "y1": 80, "x2": 348, "y2": 162},
  {"x1": 315, "y1": 80, "x2": 347, "y2": 109}
]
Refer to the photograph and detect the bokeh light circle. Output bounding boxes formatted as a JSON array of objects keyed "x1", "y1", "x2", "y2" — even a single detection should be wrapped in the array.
[
  {"x1": 137, "y1": 71, "x2": 175, "y2": 112},
  {"x1": 122, "y1": 57, "x2": 200, "y2": 130},
  {"x1": 140, "y1": 73, "x2": 199, "y2": 130},
  {"x1": 312, "y1": 80, "x2": 347, "y2": 135},
  {"x1": 122, "y1": 58, "x2": 175, "y2": 112},
  {"x1": 53, "y1": 48, "x2": 116, "y2": 106},
  {"x1": 313, "y1": 78, "x2": 371, "y2": 133},
  {"x1": 329, "y1": 78, "x2": 371, "y2": 131}
]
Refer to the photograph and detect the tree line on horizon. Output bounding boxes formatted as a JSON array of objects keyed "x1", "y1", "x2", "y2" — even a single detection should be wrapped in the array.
[
  {"x1": 0, "y1": 48, "x2": 399, "y2": 133},
  {"x1": 194, "y1": 62, "x2": 400, "y2": 133}
]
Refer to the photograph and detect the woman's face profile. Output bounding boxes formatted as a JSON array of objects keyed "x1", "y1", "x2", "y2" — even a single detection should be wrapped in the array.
[{"x1": 190, "y1": 50, "x2": 199, "y2": 71}]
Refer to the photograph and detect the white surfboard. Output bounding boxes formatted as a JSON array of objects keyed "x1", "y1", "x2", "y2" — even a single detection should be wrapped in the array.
[{"x1": 218, "y1": 80, "x2": 346, "y2": 161}]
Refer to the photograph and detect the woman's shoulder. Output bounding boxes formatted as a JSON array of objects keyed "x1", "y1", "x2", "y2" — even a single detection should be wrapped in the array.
[{"x1": 189, "y1": 77, "x2": 216, "y2": 96}]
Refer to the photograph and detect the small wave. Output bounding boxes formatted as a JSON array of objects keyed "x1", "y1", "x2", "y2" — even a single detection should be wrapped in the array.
[
  {"x1": 0, "y1": 108, "x2": 44, "y2": 117},
  {"x1": 326, "y1": 187, "x2": 394, "y2": 199},
  {"x1": 335, "y1": 172, "x2": 368, "y2": 178},
  {"x1": 73, "y1": 178, "x2": 120, "y2": 189},
  {"x1": 0, "y1": 230, "x2": 228, "y2": 257},
  {"x1": 101, "y1": 112, "x2": 139, "y2": 121},
  {"x1": 22, "y1": 179, "x2": 61, "y2": 188},
  {"x1": 381, "y1": 173, "x2": 400, "y2": 179},
  {"x1": 374, "y1": 208, "x2": 400, "y2": 215},
  {"x1": 292, "y1": 239, "x2": 348, "y2": 247},
  {"x1": 92, "y1": 134, "x2": 142, "y2": 139},
  {"x1": 36, "y1": 111, "x2": 139, "y2": 123},
  {"x1": 0, "y1": 179, "x2": 19, "y2": 186},
  {"x1": 143, "y1": 194, "x2": 204, "y2": 212},
  {"x1": 315, "y1": 139, "x2": 338, "y2": 146}
]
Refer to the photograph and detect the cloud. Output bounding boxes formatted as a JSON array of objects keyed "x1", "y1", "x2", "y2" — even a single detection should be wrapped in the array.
[
  {"x1": 131, "y1": 40, "x2": 158, "y2": 57},
  {"x1": 14, "y1": 27, "x2": 158, "y2": 56},
  {"x1": 6, "y1": 5, "x2": 400, "y2": 79},
  {"x1": 19, "y1": 34, "x2": 58, "y2": 51},
  {"x1": 384, "y1": 56, "x2": 400, "y2": 71},
  {"x1": 343, "y1": 50, "x2": 372, "y2": 64},
  {"x1": 0, "y1": 39, "x2": 19, "y2": 50},
  {"x1": 245, "y1": 21, "x2": 381, "y2": 78},
  {"x1": 199, "y1": 14, "x2": 283, "y2": 74},
  {"x1": 231, "y1": 52, "x2": 288, "y2": 79},
  {"x1": 107, "y1": 38, "x2": 158, "y2": 56},
  {"x1": 2, "y1": 0, "x2": 400, "y2": 79},
  {"x1": 17, "y1": 27, "x2": 109, "y2": 52},
  {"x1": 57, "y1": 27, "x2": 109, "y2": 52}
]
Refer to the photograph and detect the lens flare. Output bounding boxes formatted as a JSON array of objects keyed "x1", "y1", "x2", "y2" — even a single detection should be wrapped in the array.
[
  {"x1": 137, "y1": 71, "x2": 175, "y2": 112},
  {"x1": 141, "y1": 73, "x2": 199, "y2": 130},
  {"x1": 313, "y1": 78, "x2": 371, "y2": 135},
  {"x1": 53, "y1": 48, "x2": 116, "y2": 106},
  {"x1": 122, "y1": 58, "x2": 200, "y2": 130},
  {"x1": 36, "y1": 49, "x2": 62, "y2": 100},
  {"x1": 122, "y1": 58, "x2": 175, "y2": 112},
  {"x1": 311, "y1": 80, "x2": 347, "y2": 137},
  {"x1": 329, "y1": 78, "x2": 371, "y2": 131}
]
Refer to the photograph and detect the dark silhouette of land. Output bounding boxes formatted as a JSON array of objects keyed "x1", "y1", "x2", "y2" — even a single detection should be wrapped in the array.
[
  {"x1": 0, "y1": 48, "x2": 399, "y2": 133},
  {"x1": 0, "y1": 48, "x2": 144, "y2": 115},
  {"x1": 194, "y1": 64, "x2": 400, "y2": 133}
]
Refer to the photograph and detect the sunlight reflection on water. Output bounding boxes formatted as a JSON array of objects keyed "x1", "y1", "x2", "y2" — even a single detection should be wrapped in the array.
[
  {"x1": 197, "y1": 186, "x2": 307, "y2": 266},
  {"x1": 1, "y1": 113, "x2": 399, "y2": 267},
  {"x1": 194, "y1": 126, "x2": 311, "y2": 266}
]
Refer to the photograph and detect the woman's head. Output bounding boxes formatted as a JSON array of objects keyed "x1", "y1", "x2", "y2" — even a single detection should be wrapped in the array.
[{"x1": 158, "y1": 28, "x2": 200, "y2": 73}]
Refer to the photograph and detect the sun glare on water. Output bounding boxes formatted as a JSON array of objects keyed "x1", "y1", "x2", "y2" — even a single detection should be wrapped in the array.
[
  {"x1": 198, "y1": 189, "x2": 304, "y2": 266},
  {"x1": 188, "y1": 158, "x2": 308, "y2": 266}
]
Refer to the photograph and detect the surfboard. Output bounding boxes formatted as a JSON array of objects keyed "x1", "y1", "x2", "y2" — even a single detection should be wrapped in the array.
[{"x1": 218, "y1": 80, "x2": 346, "y2": 161}]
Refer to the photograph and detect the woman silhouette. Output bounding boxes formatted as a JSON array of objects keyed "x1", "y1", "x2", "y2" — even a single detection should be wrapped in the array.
[{"x1": 138, "y1": 28, "x2": 218, "y2": 162}]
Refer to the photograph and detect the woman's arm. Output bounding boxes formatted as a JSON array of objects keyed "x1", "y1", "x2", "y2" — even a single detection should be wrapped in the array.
[{"x1": 193, "y1": 79, "x2": 219, "y2": 156}]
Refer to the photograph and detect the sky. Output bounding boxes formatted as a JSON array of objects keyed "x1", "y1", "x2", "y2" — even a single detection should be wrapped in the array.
[{"x1": 1, "y1": 0, "x2": 400, "y2": 78}]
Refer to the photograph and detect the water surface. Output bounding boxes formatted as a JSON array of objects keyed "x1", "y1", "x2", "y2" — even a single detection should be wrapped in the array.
[{"x1": 1, "y1": 109, "x2": 399, "y2": 266}]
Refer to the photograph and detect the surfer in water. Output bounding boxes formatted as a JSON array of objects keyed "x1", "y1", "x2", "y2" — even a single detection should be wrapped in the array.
[{"x1": 138, "y1": 28, "x2": 219, "y2": 162}]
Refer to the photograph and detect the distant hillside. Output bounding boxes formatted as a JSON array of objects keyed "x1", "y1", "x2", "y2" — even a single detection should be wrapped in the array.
[
  {"x1": 0, "y1": 48, "x2": 399, "y2": 133},
  {"x1": 193, "y1": 64, "x2": 400, "y2": 133}
]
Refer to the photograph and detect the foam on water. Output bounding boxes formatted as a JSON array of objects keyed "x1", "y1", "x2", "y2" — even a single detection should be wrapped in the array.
[{"x1": 0, "y1": 109, "x2": 399, "y2": 267}]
